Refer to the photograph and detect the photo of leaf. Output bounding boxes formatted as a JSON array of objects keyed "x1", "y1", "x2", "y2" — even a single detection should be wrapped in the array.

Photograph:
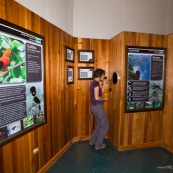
[
  {"x1": 22, "y1": 115, "x2": 34, "y2": 129},
  {"x1": 0, "y1": 34, "x2": 25, "y2": 84}
]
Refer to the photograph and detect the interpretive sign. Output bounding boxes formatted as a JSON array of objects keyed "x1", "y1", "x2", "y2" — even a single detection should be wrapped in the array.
[
  {"x1": 125, "y1": 46, "x2": 166, "y2": 112},
  {"x1": 0, "y1": 19, "x2": 45, "y2": 145}
]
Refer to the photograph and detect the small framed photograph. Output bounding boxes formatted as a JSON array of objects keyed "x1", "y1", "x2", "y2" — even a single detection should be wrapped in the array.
[
  {"x1": 67, "y1": 66, "x2": 74, "y2": 84},
  {"x1": 65, "y1": 46, "x2": 74, "y2": 62},
  {"x1": 78, "y1": 67, "x2": 94, "y2": 80},
  {"x1": 78, "y1": 50, "x2": 94, "y2": 63}
]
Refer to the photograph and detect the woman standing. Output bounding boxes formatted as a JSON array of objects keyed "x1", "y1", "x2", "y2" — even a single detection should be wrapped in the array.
[{"x1": 89, "y1": 68, "x2": 109, "y2": 150}]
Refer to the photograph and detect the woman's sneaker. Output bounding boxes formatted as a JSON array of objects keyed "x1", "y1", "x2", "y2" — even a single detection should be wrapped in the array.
[
  {"x1": 95, "y1": 143, "x2": 106, "y2": 150},
  {"x1": 89, "y1": 142, "x2": 95, "y2": 145}
]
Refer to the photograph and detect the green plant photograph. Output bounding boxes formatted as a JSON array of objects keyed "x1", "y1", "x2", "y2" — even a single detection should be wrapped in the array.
[{"x1": 0, "y1": 34, "x2": 26, "y2": 84}]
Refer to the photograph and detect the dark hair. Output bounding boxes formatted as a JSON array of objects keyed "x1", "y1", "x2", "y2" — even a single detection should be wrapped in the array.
[{"x1": 93, "y1": 68, "x2": 105, "y2": 78}]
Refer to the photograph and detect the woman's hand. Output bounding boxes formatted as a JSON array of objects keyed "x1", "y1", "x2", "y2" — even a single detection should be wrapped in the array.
[
  {"x1": 103, "y1": 77, "x2": 109, "y2": 86},
  {"x1": 102, "y1": 97, "x2": 108, "y2": 101}
]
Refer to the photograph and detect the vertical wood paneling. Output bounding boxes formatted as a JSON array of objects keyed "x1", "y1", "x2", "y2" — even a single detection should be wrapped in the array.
[
  {"x1": 0, "y1": 0, "x2": 76, "y2": 172},
  {"x1": 162, "y1": 34, "x2": 173, "y2": 153},
  {"x1": 0, "y1": 1, "x2": 110, "y2": 172},
  {"x1": 75, "y1": 38, "x2": 110, "y2": 136},
  {"x1": 108, "y1": 33, "x2": 123, "y2": 147},
  {"x1": 2, "y1": 144, "x2": 13, "y2": 173},
  {"x1": 109, "y1": 32, "x2": 167, "y2": 150},
  {"x1": 0, "y1": 1, "x2": 172, "y2": 173}
]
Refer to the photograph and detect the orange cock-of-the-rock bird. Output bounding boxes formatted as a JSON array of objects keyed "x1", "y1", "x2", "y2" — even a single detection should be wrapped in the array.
[{"x1": 0, "y1": 48, "x2": 11, "y2": 70}]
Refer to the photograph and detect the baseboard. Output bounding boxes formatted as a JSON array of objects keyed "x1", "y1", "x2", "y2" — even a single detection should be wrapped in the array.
[
  {"x1": 37, "y1": 136, "x2": 90, "y2": 173},
  {"x1": 72, "y1": 135, "x2": 90, "y2": 143},
  {"x1": 162, "y1": 144, "x2": 173, "y2": 153},
  {"x1": 37, "y1": 139, "x2": 72, "y2": 173},
  {"x1": 118, "y1": 141, "x2": 162, "y2": 151}
]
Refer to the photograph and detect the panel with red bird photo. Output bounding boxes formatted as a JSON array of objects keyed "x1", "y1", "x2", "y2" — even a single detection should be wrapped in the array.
[{"x1": 0, "y1": 34, "x2": 25, "y2": 84}]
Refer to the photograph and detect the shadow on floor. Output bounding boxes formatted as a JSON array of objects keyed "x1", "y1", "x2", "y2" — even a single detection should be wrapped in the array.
[{"x1": 47, "y1": 140, "x2": 173, "y2": 173}]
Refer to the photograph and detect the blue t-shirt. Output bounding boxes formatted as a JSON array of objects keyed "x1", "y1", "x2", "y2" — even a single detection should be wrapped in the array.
[{"x1": 90, "y1": 80, "x2": 103, "y2": 105}]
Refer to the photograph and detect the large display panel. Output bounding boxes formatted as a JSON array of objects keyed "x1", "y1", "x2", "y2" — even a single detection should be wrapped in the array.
[
  {"x1": 0, "y1": 19, "x2": 45, "y2": 145},
  {"x1": 125, "y1": 46, "x2": 166, "y2": 112}
]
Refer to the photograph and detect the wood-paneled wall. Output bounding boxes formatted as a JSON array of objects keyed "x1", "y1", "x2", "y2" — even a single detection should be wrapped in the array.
[
  {"x1": 162, "y1": 34, "x2": 173, "y2": 153},
  {"x1": 0, "y1": 1, "x2": 110, "y2": 172},
  {"x1": 0, "y1": 0, "x2": 173, "y2": 173},
  {"x1": 108, "y1": 32, "x2": 167, "y2": 150},
  {"x1": 75, "y1": 38, "x2": 110, "y2": 136},
  {"x1": 0, "y1": 0, "x2": 76, "y2": 172}
]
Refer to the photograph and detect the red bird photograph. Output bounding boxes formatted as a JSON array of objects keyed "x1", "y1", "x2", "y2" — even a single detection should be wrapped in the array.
[{"x1": 0, "y1": 48, "x2": 11, "y2": 70}]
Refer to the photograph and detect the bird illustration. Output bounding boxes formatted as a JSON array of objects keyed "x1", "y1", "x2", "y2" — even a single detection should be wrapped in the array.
[
  {"x1": 0, "y1": 48, "x2": 11, "y2": 70},
  {"x1": 30, "y1": 86, "x2": 41, "y2": 110}
]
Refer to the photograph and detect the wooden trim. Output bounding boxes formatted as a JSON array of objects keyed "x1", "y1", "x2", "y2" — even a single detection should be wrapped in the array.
[
  {"x1": 117, "y1": 141, "x2": 162, "y2": 151},
  {"x1": 37, "y1": 139, "x2": 73, "y2": 173},
  {"x1": 162, "y1": 144, "x2": 173, "y2": 153},
  {"x1": 37, "y1": 136, "x2": 90, "y2": 173},
  {"x1": 72, "y1": 136, "x2": 91, "y2": 143}
]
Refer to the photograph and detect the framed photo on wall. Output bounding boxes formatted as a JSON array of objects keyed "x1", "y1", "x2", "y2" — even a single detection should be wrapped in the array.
[
  {"x1": 67, "y1": 66, "x2": 74, "y2": 84},
  {"x1": 78, "y1": 67, "x2": 94, "y2": 80},
  {"x1": 65, "y1": 46, "x2": 74, "y2": 62},
  {"x1": 125, "y1": 46, "x2": 166, "y2": 113},
  {"x1": 78, "y1": 50, "x2": 94, "y2": 63}
]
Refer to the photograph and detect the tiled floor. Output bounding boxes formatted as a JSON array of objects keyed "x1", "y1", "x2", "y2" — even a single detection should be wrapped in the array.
[{"x1": 47, "y1": 140, "x2": 173, "y2": 173}]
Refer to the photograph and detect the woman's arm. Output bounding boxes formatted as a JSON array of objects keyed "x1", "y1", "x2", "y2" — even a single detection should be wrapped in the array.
[
  {"x1": 102, "y1": 78, "x2": 108, "y2": 93},
  {"x1": 94, "y1": 86, "x2": 107, "y2": 101}
]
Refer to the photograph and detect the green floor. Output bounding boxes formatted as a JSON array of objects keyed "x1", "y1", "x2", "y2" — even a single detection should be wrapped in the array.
[{"x1": 47, "y1": 140, "x2": 173, "y2": 173}]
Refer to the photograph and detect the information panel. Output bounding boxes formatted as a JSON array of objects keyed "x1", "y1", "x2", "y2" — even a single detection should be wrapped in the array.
[
  {"x1": 125, "y1": 46, "x2": 166, "y2": 112},
  {"x1": 0, "y1": 19, "x2": 45, "y2": 145}
]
